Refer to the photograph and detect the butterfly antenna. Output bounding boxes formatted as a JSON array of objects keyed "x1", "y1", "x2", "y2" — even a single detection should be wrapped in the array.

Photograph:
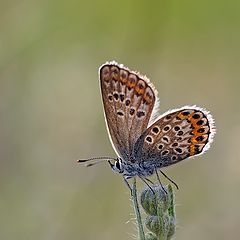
[{"x1": 77, "y1": 157, "x2": 118, "y2": 167}]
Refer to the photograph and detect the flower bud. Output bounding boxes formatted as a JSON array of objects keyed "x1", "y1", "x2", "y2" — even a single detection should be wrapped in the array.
[{"x1": 140, "y1": 184, "x2": 176, "y2": 240}]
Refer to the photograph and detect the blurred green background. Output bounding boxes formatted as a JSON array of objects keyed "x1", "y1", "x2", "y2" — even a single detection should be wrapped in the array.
[{"x1": 1, "y1": 0, "x2": 239, "y2": 239}]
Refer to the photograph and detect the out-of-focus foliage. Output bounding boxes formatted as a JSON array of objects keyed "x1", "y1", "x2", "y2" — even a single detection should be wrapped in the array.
[{"x1": 0, "y1": 0, "x2": 239, "y2": 239}]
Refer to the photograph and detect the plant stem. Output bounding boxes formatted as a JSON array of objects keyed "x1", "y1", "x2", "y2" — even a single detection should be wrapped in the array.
[
  {"x1": 132, "y1": 178, "x2": 145, "y2": 240},
  {"x1": 157, "y1": 202, "x2": 166, "y2": 240}
]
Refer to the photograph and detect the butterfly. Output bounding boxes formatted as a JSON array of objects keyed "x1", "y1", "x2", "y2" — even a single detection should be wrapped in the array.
[{"x1": 78, "y1": 61, "x2": 215, "y2": 192}]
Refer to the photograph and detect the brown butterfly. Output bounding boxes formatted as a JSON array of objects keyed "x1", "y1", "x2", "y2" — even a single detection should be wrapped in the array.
[{"x1": 78, "y1": 61, "x2": 215, "y2": 192}]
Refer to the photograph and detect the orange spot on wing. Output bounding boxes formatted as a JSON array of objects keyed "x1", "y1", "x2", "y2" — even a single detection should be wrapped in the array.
[
  {"x1": 110, "y1": 66, "x2": 119, "y2": 81},
  {"x1": 126, "y1": 75, "x2": 137, "y2": 89},
  {"x1": 119, "y1": 69, "x2": 128, "y2": 82},
  {"x1": 177, "y1": 112, "x2": 194, "y2": 120},
  {"x1": 143, "y1": 91, "x2": 153, "y2": 104},
  {"x1": 135, "y1": 86, "x2": 145, "y2": 95},
  {"x1": 191, "y1": 129, "x2": 200, "y2": 135},
  {"x1": 190, "y1": 144, "x2": 195, "y2": 156},
  {"x1": 127, "y1": 82, "x2": 136, "y2": 89},
  {"x1": 177, "y1": 113, "x2": 186, "y2": 120},
  {"x1": 101, "y1": 66, "x2": 111, "y2": 81},
  {"x1": 188, "y1": 116, "x2": 201, "y2": 128},
  {"x1": 191, "y1": 138, "x2": 198, "y2": 144}
]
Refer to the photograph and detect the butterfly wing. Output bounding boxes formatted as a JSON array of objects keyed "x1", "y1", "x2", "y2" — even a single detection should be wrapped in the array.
[
  {"x1": 133, "y1": 106, "x2": 215, "y2": 167},
  {"x1": 99, "y1": 61, "x2": 159, "y2": 161}
]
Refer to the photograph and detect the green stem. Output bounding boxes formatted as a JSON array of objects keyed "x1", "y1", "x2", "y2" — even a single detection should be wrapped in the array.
[
  {"x1": 157, "y1": 202, "x2": 166, "y2": 240},
  {"x1": 132, "y1": 178, "x2": 146, "y2": 240}
]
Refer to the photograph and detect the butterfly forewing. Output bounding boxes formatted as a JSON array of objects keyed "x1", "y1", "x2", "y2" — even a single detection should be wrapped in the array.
[
  {"x1": 134, "y1": 107, "x2": 215, "y2": 167},
  {"x1": 99, "y1": 62, "x2": 158, "y2": 161}
]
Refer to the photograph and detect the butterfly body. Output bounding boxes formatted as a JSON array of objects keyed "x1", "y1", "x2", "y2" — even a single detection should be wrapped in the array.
[
  {"x1": 97, "y1": 61, "x2": 215, "y2": 183},
  {"x1": 112, "y1": 157, "x2": 156, "y2": 179}
]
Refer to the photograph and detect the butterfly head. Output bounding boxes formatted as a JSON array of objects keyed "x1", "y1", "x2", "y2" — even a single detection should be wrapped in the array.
[
  {"x1": 108, "y1": 158, "x2": 146, "y2": 179},
  {"x1": 108, "y1": 158, "x2": 124, "y2": 174}
]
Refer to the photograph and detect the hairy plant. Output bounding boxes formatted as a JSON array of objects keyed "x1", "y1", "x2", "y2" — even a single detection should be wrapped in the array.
[{"x1": 132, "y1": 179, "x2": 176, "y2": 240}]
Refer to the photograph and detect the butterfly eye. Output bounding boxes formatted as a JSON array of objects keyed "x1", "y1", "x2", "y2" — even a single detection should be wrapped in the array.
[
  {"x1": 115, "y1": 162, "x2": 120, "y2": 170},
  {"x1": 115, "y1": 160, "x2": 121, "y2": 170}
]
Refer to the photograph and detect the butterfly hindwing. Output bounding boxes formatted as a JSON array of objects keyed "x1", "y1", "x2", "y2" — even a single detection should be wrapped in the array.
[{"x1": 133, "y1": 107, "x2": 215, "y2": 167}]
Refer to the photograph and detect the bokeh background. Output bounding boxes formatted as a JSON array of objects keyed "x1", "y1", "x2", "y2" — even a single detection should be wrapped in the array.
[{"x1": 1, "y1": 0, "x2": 239, "y2": 239}]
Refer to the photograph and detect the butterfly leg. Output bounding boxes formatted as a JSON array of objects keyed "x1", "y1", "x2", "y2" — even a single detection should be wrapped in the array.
[
  {"x1": 123, "y1": 177, "x2": 133, "y2": 196},
  {"x1": 160, "y1": 170, "x2": 179, "y2": 190},
  {"x1": 155, "y1": 168, "x2": 167, "y2": 194},
  {"x1": 138, "y1": 176, "x2": 155, "y2": 194},
  {"x1": 144, "y1": 177, "x2": 154, "y2": 185}
]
